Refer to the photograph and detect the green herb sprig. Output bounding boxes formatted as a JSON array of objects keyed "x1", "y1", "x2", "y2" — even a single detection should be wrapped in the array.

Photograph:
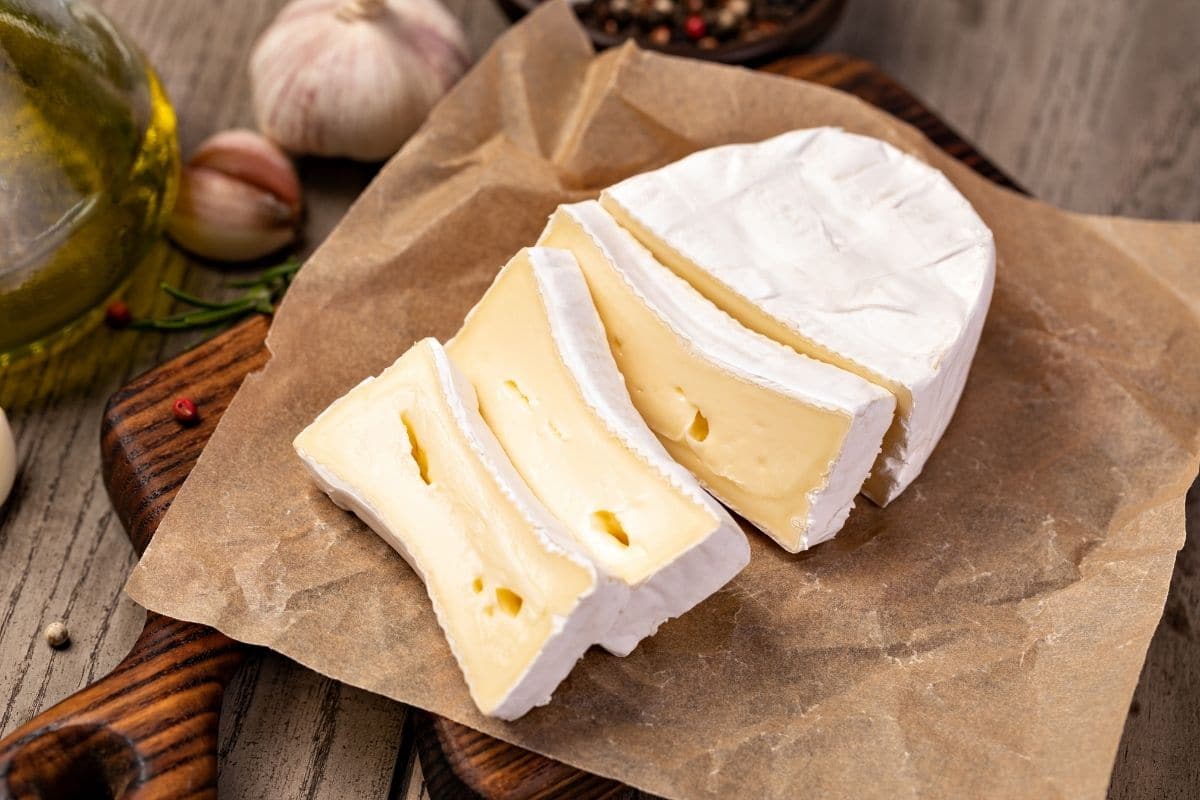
[{"x1": 133, "y1": 257, "x2": 302, "y2": 331}]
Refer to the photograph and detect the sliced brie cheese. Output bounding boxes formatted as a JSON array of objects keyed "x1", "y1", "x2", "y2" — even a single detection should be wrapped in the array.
[
  {"x1": 601, "y1": 127, "x2": 995, "y2": 505},
  {"x1": 448, "y1": 247, "x2": 749, "y2": 656},
  {"x1": 539, "y1": 202, "x2": 894, "y2": 552},
  {"x1": 294, "y1": 338, "x2": 625, "y2": 720}
]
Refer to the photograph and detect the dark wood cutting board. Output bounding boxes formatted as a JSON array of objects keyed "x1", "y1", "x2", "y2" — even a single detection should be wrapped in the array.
[{"x1": 1, "y1": 53, "x2": 1038, "y2": 799}]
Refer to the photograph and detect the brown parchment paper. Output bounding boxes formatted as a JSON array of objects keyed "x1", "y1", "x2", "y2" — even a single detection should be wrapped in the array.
[{"x1": 126, "y1": 4, "x2": 1200, "y2": 797}]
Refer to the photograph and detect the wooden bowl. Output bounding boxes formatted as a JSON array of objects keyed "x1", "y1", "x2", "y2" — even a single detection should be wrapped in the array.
[{"x1": 497, "y1": 0, "x2": 847, "y2": 64}]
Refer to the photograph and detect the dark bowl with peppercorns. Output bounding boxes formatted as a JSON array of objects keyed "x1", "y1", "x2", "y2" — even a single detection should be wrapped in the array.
[{"x1": 499, "y1": 0, "x2": 846, "y2": 64}]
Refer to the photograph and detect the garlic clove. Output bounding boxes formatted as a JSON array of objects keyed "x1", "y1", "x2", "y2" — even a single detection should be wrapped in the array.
[
  {"x1": 168, "y1": 166, "x2": 298, "y2": 261},
  {"x1": 0, "y1": 408, "x2": 16, "y2": 507},
  {"x1": 166, "y1": 129, "x2": 303, "y2": 262},
  {"x1": 190, "y1": 129, "x2": 302, "y2": 213},
  {"x1": 249, "y1": 0, "x2": 471, "y2": 161}
]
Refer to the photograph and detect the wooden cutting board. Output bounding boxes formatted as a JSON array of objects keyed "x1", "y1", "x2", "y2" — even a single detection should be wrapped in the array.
[{"x1": 0, "y1": 54, "x2": 1023, "y2": 800}]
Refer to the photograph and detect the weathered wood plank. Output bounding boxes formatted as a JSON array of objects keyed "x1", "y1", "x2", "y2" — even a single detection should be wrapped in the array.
[{"x1": 818, "y1": 0, "x2": 1200, "y2": 220}]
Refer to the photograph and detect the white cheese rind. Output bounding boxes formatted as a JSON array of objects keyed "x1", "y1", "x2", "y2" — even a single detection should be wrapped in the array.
[
  {"x1": 544, "y1": 202, "x2": 895, "y2": 551},
  {"x1": 602, "y1": 128, "x2": 995, "y2": 505},
  {"x1": 526, "y1": 247, "x2": 749, "y2": 655},
  {"x1": 294, "y1": 339, "x2": 626, "y2": 720}
]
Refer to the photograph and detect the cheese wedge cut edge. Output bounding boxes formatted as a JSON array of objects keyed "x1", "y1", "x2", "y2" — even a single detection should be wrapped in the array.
[
  {"x1": 294, "y1": 338, "x2": 626, "y2": 719},
  {"x1": 540, "y1": 201, "x2": 895, "y2": 552},
  {"x1": 600, "y1": 127, "x2": 995, "y2": 505},
  {"x1": 450, "y1": 247, "x2": 749, "y2": 655}
]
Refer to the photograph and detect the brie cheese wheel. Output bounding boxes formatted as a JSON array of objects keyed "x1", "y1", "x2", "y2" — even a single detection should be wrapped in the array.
[
  {"x1": 601, "y1": 128, "x2": 995, "y2": 505},
  {"x1": 294, "y1": 339, "x2": 626, "y2": 720},
  {"x1": 448, "y1": 247, "x2": 749, "y2": 655},
  {"x1": 539, "y1": 202, "x2": 894, "y2": 552}
]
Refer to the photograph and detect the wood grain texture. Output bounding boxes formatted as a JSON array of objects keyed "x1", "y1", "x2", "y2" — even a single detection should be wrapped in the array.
[
  {"x1": 0, "y1": 317, "x2": 265, "y2": 798},
  {"x1": 818, "y1": 0, "x2": 1200, "y2": 221},
  {"x1": 0, "y1": 0, "x2": 1196, "y2": 798},
  {"x1": 0, "y1": 615, "x2": 241, "y2": 800}
]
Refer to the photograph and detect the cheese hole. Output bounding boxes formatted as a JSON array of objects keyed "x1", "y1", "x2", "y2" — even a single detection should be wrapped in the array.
[
  {"x1": 471, "y1": 577, "x2": 484, "y2": 594},
  {"x1": 591, "y1": 510, "x2": 630, "y2": 547},
  {"x1": 505, "y1": 379, "x2": 563, "y2": 438},
  {"x1": 495, "y1": 588, "x2": 523, "y2": 617},
  {"x1": 688, "y1": 409, "x2": 709, "y2": 442},
  {"x1": 503, "y1": 380, "x2": 532, "y2": 406},
  {"x1": 610, "y1": 335, "x2": 623, "y2": 353},
  {"x1": 401, "y1": 413, "x2": 431, "y2": 484}
]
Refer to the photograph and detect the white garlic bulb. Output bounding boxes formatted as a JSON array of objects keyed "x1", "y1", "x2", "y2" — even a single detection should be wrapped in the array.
[
  {"x1": 249, "y1": 0, "x2": 471, "y2": 161},
  {"x1": 0, "y1": 408, "x2": 16, "y2": 507}
]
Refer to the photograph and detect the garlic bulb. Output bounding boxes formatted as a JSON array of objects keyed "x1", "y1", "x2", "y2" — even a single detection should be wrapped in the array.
[
  {"x1": 250, "y1": 0, "x2": 471, "y2": 161},
  {"x1": 167, "y1": 129, "x2": 303, "y2": 262},
  {"x1": 0, "y1": 408, "x2": 16, "y2": 507}
]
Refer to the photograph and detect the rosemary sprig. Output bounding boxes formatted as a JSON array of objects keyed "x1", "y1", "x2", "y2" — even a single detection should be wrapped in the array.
[
  {"x1": 227, "y1": 259, "x2": 303, "y2": 288},
  {"x1": 133, "y1": 257, "x2": 302, "y2": 331}
]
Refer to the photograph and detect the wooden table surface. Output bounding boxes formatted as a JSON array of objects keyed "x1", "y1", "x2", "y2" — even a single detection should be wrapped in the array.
[{"x1": 1, "y1": 1, "x2": 1197, "y2": 798}]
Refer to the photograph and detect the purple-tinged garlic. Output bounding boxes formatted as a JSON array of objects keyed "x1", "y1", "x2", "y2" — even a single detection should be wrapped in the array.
[
  {"x1": 167, "y1": 129, "x2": 303, "y2": 262},
  {"x1": 249, "y1": 0, "x2": 471, "y2": 161}
]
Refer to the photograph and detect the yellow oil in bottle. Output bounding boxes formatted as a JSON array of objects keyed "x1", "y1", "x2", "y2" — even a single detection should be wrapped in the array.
[{"x1": 0, "y1": 1, "x2": 179, "y2": 366}]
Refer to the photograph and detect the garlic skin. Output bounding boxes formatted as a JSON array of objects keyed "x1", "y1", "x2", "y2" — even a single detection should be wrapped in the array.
[
  {"x1": 0, "y1": 408, "x2": 16, "y2": 507},
  {"x1": 250, "y1": 0, "x2": 471, "y2": 161},
  {"x1": 167, "y1": 129, "x2": 303, "y2": 262}
]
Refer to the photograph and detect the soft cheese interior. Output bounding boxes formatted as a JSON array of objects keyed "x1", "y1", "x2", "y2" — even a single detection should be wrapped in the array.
[
  {"x1": 539, "y1": 202, "x2": 895, "y2": 552},
  {"x1": 601, "y1": 127, "x2": 995, "y2": 505},
  {"x1": 448, "y1": 248, "x2": 749, "y2": 655},
  {"x1": 293, "y1": 339, "x2": 624, "y2": 719}
]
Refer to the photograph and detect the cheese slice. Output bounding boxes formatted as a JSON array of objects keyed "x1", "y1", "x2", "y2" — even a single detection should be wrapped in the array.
[
  {"x1": 539, "y1": 202, "x2": 894, "y2": 552},
  {"x1": 448, "y1": 247, "x2": 749, "y2": 655},
  {"x1": 294, "y1": 338, "x2": 626, "y2": 720},
  {"x1": 601, "y1": 128, "x2": 995, "y2": 505}
]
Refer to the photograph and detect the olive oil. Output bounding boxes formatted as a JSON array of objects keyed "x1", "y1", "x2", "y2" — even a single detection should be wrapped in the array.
[{"x1": 0, "y1": 1, "x2": 178, "y2": 365}]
